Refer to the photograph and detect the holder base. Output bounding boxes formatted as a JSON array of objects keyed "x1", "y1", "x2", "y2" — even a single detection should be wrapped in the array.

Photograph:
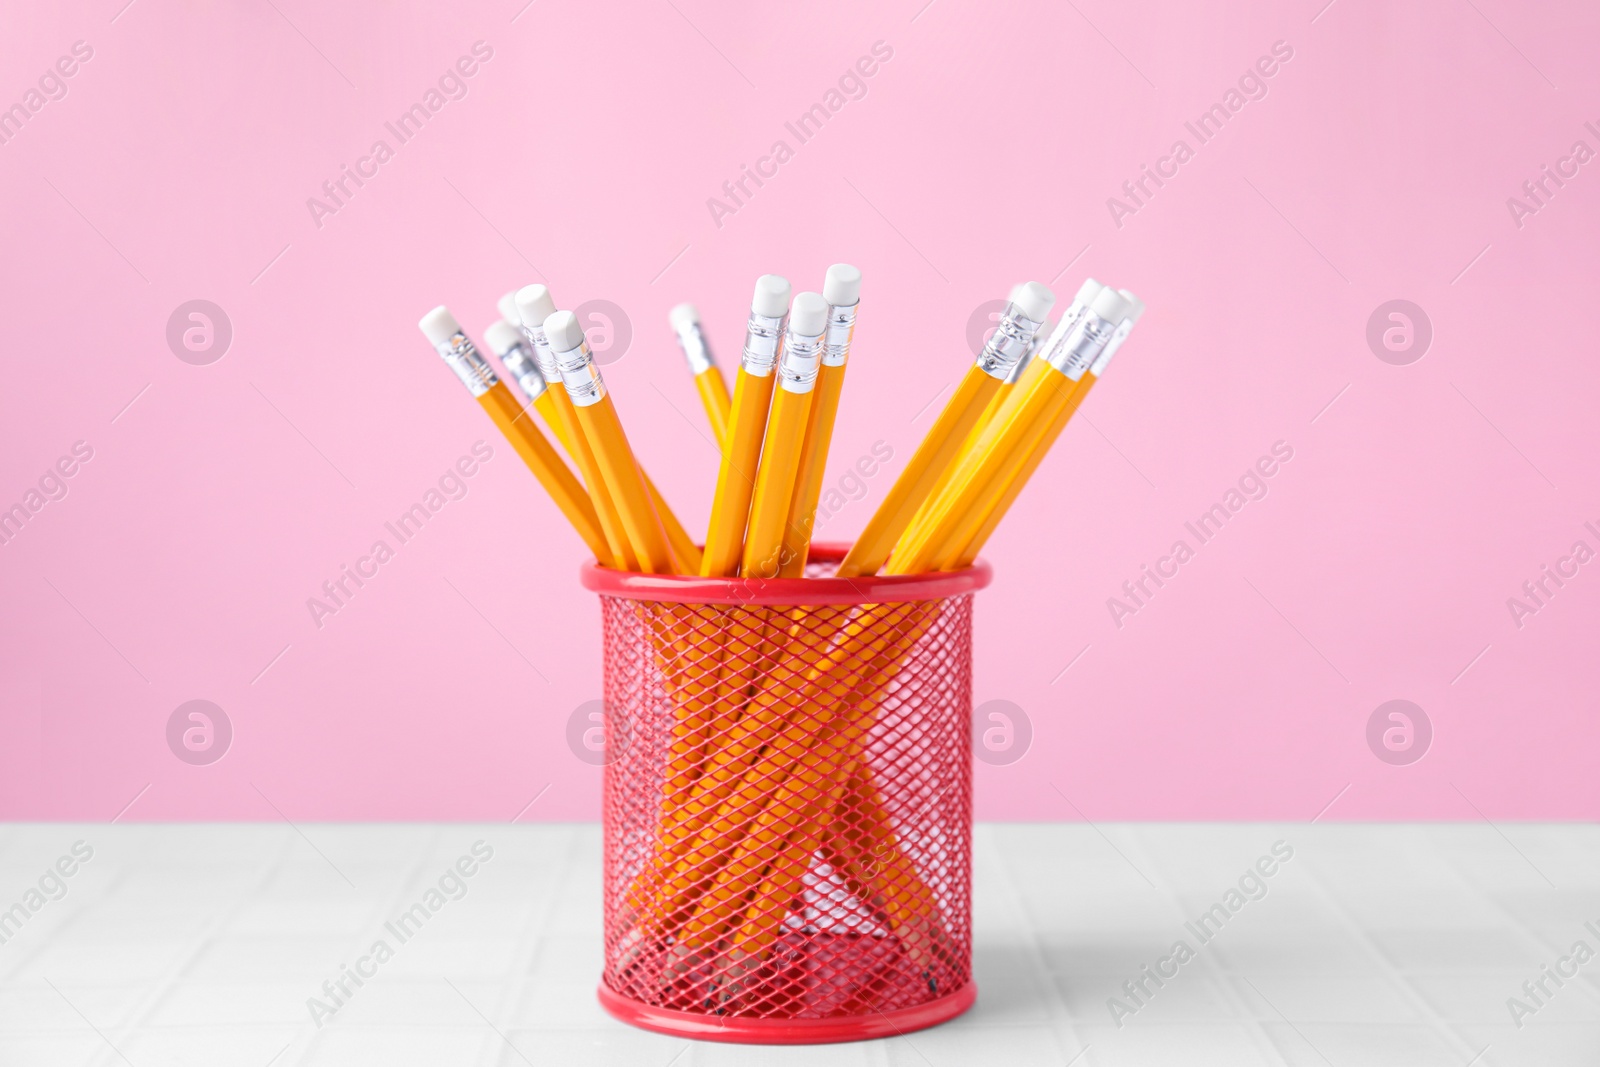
[{"x1": 597, "y1": 980, "x2": 976, "y2": 1045}]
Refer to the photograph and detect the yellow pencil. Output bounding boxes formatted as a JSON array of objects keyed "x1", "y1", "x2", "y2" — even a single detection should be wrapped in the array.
[
  {"x1": 949, "y1": 290, "x2": 1144, "y2": 568},
  {"x1": 497, "y1": 290, "x2": 636, "y2": 569},
  {"x1": 670, "y1": 303, "x2": 733, "y2": 450},
  {"x1": 898, "y1": 278, "x2": 1099, "y2": 553},
  {"x1": 743, "y1": 291, "x2": 828, "y2": 579},
  {"x1": 701, "y1": 274, "x2": 790, "y2": 577},
  {"x1": 901, "y1": 284, "x2": 1038, "y2": 548},
  {"x1": 779, "y1": 264, "x2": 860, "y2": 577},
  {"x1": 418, "y1": 306, "x2": 610, "y2": 562},
  {"x1": 509, "y1": 287, "x2": 702, "y2": 573},
  {"x1": 644, "y1": 276, "x2": 789, "y2": 938},
  {"x1": 835, "y1": 280, "x2": 1055, "y2": 578},
  {"x1": 888, "y1": 287, "x2": 1135, "y2": 574},
  {"x1": 543, "y1": 309, "x2": 675, "y2": 574},
  {"x1": 700, "y1": 292, "x2": 830, "y2": 931},
  {"x1": 974, "y1": 278, "x2": 1102, "y2": 443}
]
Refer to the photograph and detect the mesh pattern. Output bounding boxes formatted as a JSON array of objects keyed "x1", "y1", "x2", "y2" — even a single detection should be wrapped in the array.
[{"x1": 596, "y1": 568, "x2": 974, "y2": 1024}]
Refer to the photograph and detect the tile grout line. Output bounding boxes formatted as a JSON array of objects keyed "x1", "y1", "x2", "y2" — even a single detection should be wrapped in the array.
[
  {"x1": 294, "y1": 825, "x2": 456, "y2": 1066},
  {"x1": 472, "y1": 825, "x2": 582, "y2": 1067},
  {"x1": 1286, "y1": 830, "x2": 1499, "y2": 1064},
  {"x1": 84, "y1": 827, "x2": 303, "y2": 1067},
  {"x1": 0, "y1": 825, "x2": 148, "y2": 989},
  {"x1": 1179, "y1": 822, "x2": 1298, "y2": 1067},
  {"x1": 980, "y1": 825, "x2": 1083, "y2": 1059}
]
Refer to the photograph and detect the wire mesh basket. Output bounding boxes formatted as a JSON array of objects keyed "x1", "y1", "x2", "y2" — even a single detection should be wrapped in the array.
[{"x1": 582, "y1": 543, "x2": 989, "y2": 1043}]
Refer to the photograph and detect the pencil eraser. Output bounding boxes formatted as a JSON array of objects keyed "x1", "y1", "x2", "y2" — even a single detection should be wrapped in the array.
[
  {"x1": 1118, "y1": 289, "x2": 1147, "y2": 323},
  {"x1": 1090, "y1": 287, "x2": 1131, "y2": 323},
  {"x1": 543, "y1": 310, "x2": 584, "y2": 352},
  {"x1": 497, "y1": 291, "x2": 522, "y2": 326},
  {"x1": 418, "y1": 305, "x2": 461, "y2": 346},
  {"x1": 484, "y1": 320, "x2": 522, "y2": 356},
  {"x1": 823, "y1": 264, "x2": 861, "y2": 307},
  {"x1": 1073, "y1": 278, "x2": 1103, "y2": 308},
  {"x1": 669, "y1": 303, "x2": 700, "y2": 332},
  {"x1": 789, "y1": 292, "x2": 828, "y2": 335},
  {"x1": 1011, "y1": 281, "x2": 1055, "y2": 324},
  {"x1": 516, "y1": 284, "x2": 558, "y2": 329},
  {"x1": 751, "y1": 274, "x2": 791, "y2": 317}
]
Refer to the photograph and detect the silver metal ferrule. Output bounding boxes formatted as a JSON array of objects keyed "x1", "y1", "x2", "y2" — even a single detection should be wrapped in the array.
[
  {"x1": 739, "y1": 310, "x2": 787, "y2": 378},
  {"x1": 1024, "y1": 325, "x2": 1049, "y2": 359},
  {"x1": 1004, "y1": 346, "x2": 1034, "y2": 386},
  {"x1": 552, "y1": 337, "x2": 607, "y2": 407},
  {"x1": 1047, "y1": 309, "x2": 1122, "y2": 382},
  {"x1": 499, "y1": 340, "x2": 548, "y2": 401},
  {"x1": 823, "y1": 301, "x2": 857, "y2": 368},
  {"x1": 514, "y1": 321, "x2": 563, "y2": 388},
  {"x1": 1088, "y1": 319, "x2": 1137, "y2": 378},
  {"x1": 778, "y1": 320, "x2": 825, "y2": 395},
  {"x1": 435, "y1": 331, "x2": 498, "y2": 398},
  {"x1": 975, "y1": 301, "x2": 1045, "y2": 381},
  {"x1": 674, "y1": 321, "x2": 716, "y2": 376},
  {"x1": 1034, "y1": 300, "x2": 1092, "y2": 372}
]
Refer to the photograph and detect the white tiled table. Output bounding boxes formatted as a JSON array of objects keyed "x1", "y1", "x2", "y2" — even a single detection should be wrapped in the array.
[{"x1": 1, "y1": 824, "x2": 1596, "y2": 1065}]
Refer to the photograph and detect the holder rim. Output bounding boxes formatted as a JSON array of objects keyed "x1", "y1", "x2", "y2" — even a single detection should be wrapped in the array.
[{"x1": 580, "y1": 542, "x2": 992, "y2": 605}]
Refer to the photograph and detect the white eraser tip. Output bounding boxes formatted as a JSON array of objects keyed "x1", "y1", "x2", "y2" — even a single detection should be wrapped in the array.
[
  {"x1": 1012, "y1": 281, "x2": 1055, "y2": 324},
  {"x1": 669, "y1": 303, "x2": 699, "y2": 332},
  {"x1": 823, "y1": 263, "x2": 861, "y2": 306},
  {"x1": 1118, "y1": 289, "x2": 1146, "y2": 323},
  {"x1": 1073, "y1": 278, "x2": 1103, "y2": 307},
  {"x1": 516, "y1": 284, "x2": 558, "y2": 329},
  {"x1": 789, "y1": 292, "x2": 828, "y2": 335},
  {"x1": 484, "y1": 320, "x2": 522, "y2": 356},
  {"x1": 752, "y1": 274, "x2": 791, "y2": 317},
  {"x1": 497, "y1": 291, "x2": 522, "y2": 326},
  {"x1": 418, "y1": 305, "x2": 460, "y2": 346},
  {"x1": 1090, "y1": 287, "x2": 1131, "y2": 323},
  {"x1": 543, "y1": 310, "x2": 583, "y2": 352}
]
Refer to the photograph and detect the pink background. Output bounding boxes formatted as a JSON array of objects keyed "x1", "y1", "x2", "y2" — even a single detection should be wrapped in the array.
[{"x1": 2, "y1": 0, "x2": 1596, "y2": 823}]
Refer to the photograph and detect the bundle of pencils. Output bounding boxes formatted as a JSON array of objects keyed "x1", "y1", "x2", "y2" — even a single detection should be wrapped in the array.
[{"x1": 418, "y1": 268, "x2": 1144, "y2": 1007}]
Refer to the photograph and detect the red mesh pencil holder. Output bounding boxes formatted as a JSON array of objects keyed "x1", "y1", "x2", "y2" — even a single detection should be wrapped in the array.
[{"x1": 579, "y1": 543, "x2": 991, "y2": 1044}]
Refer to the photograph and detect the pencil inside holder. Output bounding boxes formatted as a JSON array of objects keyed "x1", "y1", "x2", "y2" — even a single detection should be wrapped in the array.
[{"x1": 584, "y1": 544, "x2": 987, "y2": 1043}]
